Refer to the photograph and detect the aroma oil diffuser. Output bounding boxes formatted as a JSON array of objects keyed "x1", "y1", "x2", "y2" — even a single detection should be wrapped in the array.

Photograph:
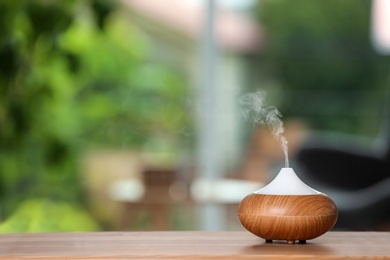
[{"x1": 238, "y1": 168, "x2": 338, "y2": 244}]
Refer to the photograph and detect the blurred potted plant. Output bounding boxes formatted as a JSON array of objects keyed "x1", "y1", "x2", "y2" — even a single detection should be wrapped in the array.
[{"x1": 0, "y1": 0, "x2": 190, "y2": 231}]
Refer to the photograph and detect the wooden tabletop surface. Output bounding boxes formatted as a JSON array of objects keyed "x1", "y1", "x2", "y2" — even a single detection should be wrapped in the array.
[{"x1": 0, "y1": 231, "x2": 389, "y2": 259}]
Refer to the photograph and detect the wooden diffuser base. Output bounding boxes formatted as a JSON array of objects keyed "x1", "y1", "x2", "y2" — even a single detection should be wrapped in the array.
[{"x1": 238, "y1": 193, "x2": 338, "y2": 244}]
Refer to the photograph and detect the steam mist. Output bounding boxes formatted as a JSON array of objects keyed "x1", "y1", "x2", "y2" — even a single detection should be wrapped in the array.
[{"x1": 239, "y1": 90, "x2": 289, "y2": 168}]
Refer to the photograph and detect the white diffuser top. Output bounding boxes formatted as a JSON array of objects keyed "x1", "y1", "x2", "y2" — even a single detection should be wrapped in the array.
[{"x1": 255, "y1": 168, "x2": 320, "y2": 195}]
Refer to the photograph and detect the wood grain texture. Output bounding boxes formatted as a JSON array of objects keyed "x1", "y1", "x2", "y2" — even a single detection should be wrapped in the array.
[
  {"x1": 238, "y1": 194, "x2": 338, "y2": 242},
  {"x1": 0, "y1": 231, "x2": 389, "y2": 259}
]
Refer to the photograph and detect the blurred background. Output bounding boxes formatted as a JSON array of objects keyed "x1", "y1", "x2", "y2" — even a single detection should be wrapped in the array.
[{"x1": 0, "y1": 0, "x2": 389, "y2": 233}]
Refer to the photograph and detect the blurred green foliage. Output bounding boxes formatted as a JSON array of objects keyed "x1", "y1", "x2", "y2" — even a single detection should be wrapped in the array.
[
  {"x1": 253, "y1": 0, "x2": 390, "y2": 136},
  {"x1": 0, "y1": 0, "x2": 189, "y2": 229},
  {"x1": 0, "y1": 199, "x2": 100, "y2": 233}
]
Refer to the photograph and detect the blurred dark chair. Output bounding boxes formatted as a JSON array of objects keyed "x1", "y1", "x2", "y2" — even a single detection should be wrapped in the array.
[
  {"x1": 295, "y1": 87, "x2": 390, "y2": 230},
  {"x1": 295, "y1": 0, "x2": 390, "y2": 230}
]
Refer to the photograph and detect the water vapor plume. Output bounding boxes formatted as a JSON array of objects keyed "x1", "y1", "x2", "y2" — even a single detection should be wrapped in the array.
[{"x1": 239, "y1": 90, "x2": 289, "y2": 168}]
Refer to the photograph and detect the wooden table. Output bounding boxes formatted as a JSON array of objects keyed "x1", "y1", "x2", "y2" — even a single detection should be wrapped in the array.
[{"x1": 0, "y1": 231, "x2": 389, "y2": 259}]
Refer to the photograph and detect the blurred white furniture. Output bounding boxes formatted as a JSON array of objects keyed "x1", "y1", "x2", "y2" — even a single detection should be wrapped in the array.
[{"x1": 109, "y1": 171, "x2": 263, "y2": 230}]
